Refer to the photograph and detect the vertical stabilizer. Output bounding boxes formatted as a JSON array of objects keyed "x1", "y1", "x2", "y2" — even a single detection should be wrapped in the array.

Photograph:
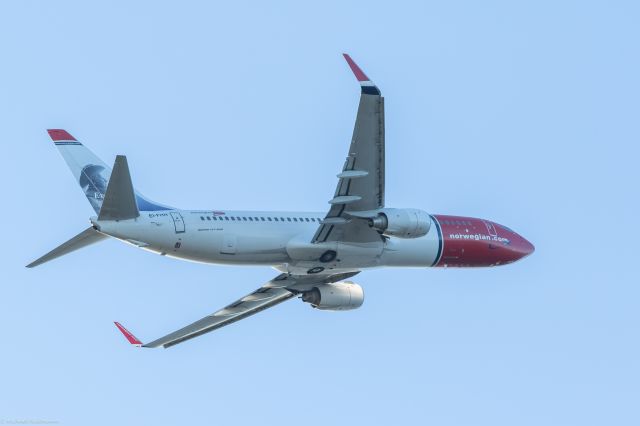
[{"x1": 47, "y1": 129, "x2": 172, "y2": 213}]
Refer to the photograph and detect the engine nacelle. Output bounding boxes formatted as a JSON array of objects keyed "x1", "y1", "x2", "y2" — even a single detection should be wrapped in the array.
[
  {"x1": 301, "y1": 282, "x2": 364, "y2": 311},
  {"x1": 368, "y1": 208, "x2": 431, "y2": 238}
]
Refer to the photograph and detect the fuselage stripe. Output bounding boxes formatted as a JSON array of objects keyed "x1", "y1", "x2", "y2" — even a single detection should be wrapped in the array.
[{"x1": 430, "y1": 215, "x2": 443, "y2": 266}]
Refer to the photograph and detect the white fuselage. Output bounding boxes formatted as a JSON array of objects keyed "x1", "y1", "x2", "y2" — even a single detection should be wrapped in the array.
[{"x1": 94, "y1": 210, "x2": 442, "y2": 275}]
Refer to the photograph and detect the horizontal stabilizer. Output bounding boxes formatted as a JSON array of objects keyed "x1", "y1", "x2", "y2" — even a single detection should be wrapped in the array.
[
  {"x1": 26, "y1": 227, "x2": 107, "y2": 268},
  {"x1": 98, "y1": 155, "x2": 140, "y2": 221}
]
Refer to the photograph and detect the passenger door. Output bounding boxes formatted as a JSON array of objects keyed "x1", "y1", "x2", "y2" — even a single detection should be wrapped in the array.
[{"x1": 170, "y1": 212, "x2": 185, "y2": 233}]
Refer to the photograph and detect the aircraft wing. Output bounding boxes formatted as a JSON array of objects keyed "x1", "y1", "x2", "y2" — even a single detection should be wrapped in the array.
[
  {"x1": 312, "y1": 54, "x2": 385, "y2": 244},
  {"x1": 114, "y1": 272, "x2": 357, "y2": 348}
]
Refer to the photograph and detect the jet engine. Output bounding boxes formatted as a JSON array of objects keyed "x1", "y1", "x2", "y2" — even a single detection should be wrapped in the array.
[
  {"x1": 301, "y1": 282, "x2": 364, "y2": 311},
  {"x1": 367, "y1": 208, "x2": 431, "y2": 238}
]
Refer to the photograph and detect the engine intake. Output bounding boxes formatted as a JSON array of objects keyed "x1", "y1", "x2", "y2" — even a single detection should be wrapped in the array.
[
  {"x1": 368, "y1": 208, "x2": 431, "y2": 238},
  {"x1": 301, "y1": 282, "x2": 364, "y2": 311}
]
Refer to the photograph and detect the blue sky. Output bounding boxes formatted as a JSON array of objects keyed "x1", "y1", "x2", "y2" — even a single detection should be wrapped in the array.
[{"x1": 1, "y1": 1, "x2": 639, "y2": 424}]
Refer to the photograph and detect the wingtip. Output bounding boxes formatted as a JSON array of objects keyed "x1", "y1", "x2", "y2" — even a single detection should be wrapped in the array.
[
  {"x1": 47, "y1": 129, "x2": 77, "y2": 142},
  {"x1": 114, "y1": 321, "x2": 142, "y2": 346},
  {"x1": 342, "y1": 53, "x2": 370, "y2": 82}
]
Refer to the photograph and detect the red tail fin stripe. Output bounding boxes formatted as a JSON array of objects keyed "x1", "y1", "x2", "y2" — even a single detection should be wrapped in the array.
[{"x1": 47, "y1": 129, "x2": 77, "y2": 141}]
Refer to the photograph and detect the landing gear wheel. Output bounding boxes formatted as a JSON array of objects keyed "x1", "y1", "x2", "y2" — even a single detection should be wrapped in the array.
[{"x1": 319, "y1": 250, "x2": 337, "y2": 263}]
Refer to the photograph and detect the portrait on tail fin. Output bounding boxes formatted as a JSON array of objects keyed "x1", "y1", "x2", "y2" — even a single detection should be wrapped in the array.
[{"x1": 79, "y1": 164, "x2": 108, "y2": 213}]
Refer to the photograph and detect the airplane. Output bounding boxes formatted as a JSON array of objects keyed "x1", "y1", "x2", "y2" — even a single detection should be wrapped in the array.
[{"x1": 28, "y1": 54, "x2": 534, "y2": 349}]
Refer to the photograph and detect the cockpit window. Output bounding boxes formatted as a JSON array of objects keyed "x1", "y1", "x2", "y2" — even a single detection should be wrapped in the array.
[{"x1": 496, "y1": 224, "x2": 515, "y2": 233}]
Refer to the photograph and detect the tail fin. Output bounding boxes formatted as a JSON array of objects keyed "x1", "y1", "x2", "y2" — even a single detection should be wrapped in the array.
[
  {"x1": 26, "y1": 227, "x2": 107, "y2": 268},
  {"x1": 47, "y1": 129, "x2": 172, "y2": 213}
]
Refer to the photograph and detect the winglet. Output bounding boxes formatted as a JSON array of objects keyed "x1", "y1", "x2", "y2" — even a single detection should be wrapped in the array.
[
  {"x1": 114, "y1": 322, "x2": 142, "y2": 346},
  {"x1": 342, "y1": 53, "x2": 380, "y2": 95}
]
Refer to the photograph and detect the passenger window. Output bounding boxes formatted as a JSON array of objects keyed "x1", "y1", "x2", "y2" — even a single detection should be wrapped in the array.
[
  {"x1": 280, "y1": 217, "x2": 285, "y2": 222},
  {"x1": 274, "y1": 217, "x2": 279, "y2": 221},
  {"x1": 212, "y1": 216, "x2": 217, "y2": 220},
  {"x1": 206, "y1": 216, "x2": 211, "y2": 221},
  {"x1": 224, "y1": 216, "x2": 229, "y2": 220},
  {"x1": 287, "y1": 218, "x2": 291, "y2": 222},
  {"x1": 254, "y1": 217, "x2": 259, "y2": 221},
  {"x1": 248, "y1": 217, "x2": 253, "y2": 221},
  {"x1": 305, "y1": 218, "x2": 309, "y2": 222},
  {"x1": 231, "y1": 217, "x2": 236, "y2": 221},
  {"x1": 243, "y1": 217, "x2": 247, "y2": 221},
  {"x1": 261, "y1": 217, "x2": 265, "y2": 221},
  {"x1": 293, "y1": 218, "x2": 298, "y2": 222},
  {"x1": 200, "y1": 216, "x2": 205, "y2": 221}
]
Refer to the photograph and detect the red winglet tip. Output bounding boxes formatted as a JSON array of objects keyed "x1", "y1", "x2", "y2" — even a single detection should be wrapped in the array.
[
  {"x1": 342, "y1": 53, "x2": 369, "y2": 82},
  {"x1": 114, "y1": 321, "x2": 142, "y2": 346},
  {"x1": 47, "y1": 129, "x2": 77, "y2": 141}
]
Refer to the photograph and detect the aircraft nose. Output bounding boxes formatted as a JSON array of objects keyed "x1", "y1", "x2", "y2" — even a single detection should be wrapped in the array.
[
  {"x1": 511, "y1": 234, "x2": 535, "y2": 260},
  {"x1": 492, "y1": 222, "x2": 534, "y2": 264}
]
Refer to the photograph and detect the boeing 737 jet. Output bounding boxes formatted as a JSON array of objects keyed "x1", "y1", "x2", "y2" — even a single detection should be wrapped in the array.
[{"x1": 28, "y1": 54, "x2": 534, "y2": 348}]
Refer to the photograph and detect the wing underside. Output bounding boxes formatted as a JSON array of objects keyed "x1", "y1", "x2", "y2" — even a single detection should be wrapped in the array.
[
  {"x1": 116, "y1": 272, "x2": 359, "y2": 349},
  {"x1": 144, "y1": 283, "x2": 295, "y2": 348},
  {"x1": 313, "y1": 54, "x2": 385, "y2": 244}
]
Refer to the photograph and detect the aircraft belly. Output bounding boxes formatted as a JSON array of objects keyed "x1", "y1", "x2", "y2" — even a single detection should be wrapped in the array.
[{"x1": 172, "y1": 227, "x2": 291, "y2": 265}]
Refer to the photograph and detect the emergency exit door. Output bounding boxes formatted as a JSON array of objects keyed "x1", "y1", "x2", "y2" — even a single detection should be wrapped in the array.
[{"x1": 220, "y1": 234, "x2": 237, "y2": 255}]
